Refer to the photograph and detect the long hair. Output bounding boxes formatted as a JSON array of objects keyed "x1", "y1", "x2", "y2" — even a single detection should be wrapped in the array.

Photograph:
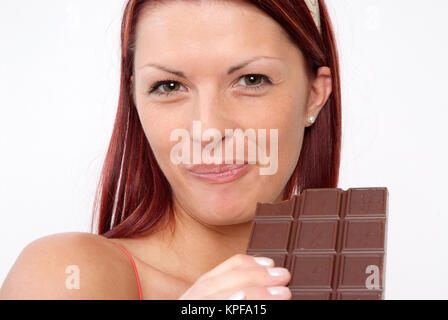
[{"x1": 91, "y1": 0, "x2": 342, "y2": 238}]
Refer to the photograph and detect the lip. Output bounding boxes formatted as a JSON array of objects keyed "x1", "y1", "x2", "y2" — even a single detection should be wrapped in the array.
[{"x1": 184, "y1": 163, "x2": 252, "y2": 184}]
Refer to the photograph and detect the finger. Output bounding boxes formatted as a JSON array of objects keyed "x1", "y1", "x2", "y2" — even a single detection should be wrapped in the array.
[
  {"x1": 195, "y1": 266, "x2": 291, "y2": 297},
  {"x1": 200, "y1": 254, "x2": 275, "y2": 281},
  {"x1": 205, "y1": 286, "x2": 292, "y2": 300}
]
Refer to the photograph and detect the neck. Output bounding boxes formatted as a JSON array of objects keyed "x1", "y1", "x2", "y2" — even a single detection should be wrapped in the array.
[
  {"x1": 138, "y1": 200, "x2": 254, "y2": 285},
  {"x1": 174, "y1": 210, "x2": 253, "y2": 283},
  {"x1": 136, "y1": 189, "x2": 286, "y2": 286}
]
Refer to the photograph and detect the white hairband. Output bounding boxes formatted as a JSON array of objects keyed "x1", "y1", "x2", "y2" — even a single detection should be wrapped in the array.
[{"x1": 303, "y1": 0, "x2": 322, "y2": 33}]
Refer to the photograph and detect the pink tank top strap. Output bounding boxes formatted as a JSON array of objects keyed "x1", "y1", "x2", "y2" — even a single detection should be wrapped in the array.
[{"x1": 111, "y1": 241, "x2": 143, "y2": 300}]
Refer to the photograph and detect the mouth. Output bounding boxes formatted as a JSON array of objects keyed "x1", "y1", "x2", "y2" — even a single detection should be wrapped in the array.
[{"x1": 183, "y1": 163, "x2": 252, "y2": 184}]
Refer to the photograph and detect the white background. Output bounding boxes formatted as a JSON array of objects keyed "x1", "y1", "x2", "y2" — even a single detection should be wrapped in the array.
[{"x1": 1, "y1": 0, "x2": 447, "y2": 299}]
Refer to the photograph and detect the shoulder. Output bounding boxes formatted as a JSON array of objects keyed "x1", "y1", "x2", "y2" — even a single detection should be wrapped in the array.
[{"x1": 0, "y1": 232, "x2": 141, "y2": 300}]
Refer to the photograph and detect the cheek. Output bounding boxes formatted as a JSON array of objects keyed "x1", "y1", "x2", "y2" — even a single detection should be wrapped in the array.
[
  {"x1": 137, "y1": 108, "x2": 179, "y2": 174},
  {"x1": 264, "y1": 96, "x2": 305, "y2": 164},
  {"x1": 278, "y1": 107, "x2": 304, "y2": 159},
  {"x1": 279, "y1": 123, "x2": 304, "y2": 174},
  {"x1": 264, "y1": 99, "x2": 305, "y2": 191}
]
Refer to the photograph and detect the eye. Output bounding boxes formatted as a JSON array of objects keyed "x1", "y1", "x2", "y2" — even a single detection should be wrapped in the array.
[
  {"x1": 236, "y1": 74, "x2": 273, "y2": 90},
  {"x1": 148, "y1": 74, "x2": 273, "y2": 97},
  {"x1": 148, "y1": 80, "x2": 186, "y2": 96}
]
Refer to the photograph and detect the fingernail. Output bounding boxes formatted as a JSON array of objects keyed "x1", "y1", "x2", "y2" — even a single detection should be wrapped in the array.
[
  {"x1": 267, "y1": 286, "x2": 290, "y2": 296},
  {"x1": 254, "y1": 257, "x2": 274, "y2": 266},
  {"x1": 228, "y1": 290, "x2": 246, "y2": 300},
  {"x1": 267, "y1": 267, "x2": 289, "y2": 277}
]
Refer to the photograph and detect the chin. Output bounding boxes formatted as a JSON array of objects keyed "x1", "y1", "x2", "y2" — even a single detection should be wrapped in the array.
[
  {"x1": 195, "y1": 198, "x2": 256, "y2": 225},
  {"x1": 200, "y1": 211, "x2": 253, "y2": 226}
]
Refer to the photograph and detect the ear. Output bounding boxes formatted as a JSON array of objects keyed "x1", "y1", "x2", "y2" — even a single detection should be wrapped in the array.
[{"x1": 305, "y1": 66, "x2": 333, "y2": 127}]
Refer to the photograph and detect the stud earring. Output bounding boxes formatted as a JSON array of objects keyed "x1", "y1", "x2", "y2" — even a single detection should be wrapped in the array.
[{"x1": 309, "y1": 116, "x2": 316, "y2": 124}]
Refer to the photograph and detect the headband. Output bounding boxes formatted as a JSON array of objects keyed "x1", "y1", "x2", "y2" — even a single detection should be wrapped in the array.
[{"x1": 303, "y1": 0, "x2": 322, "y2": 33}]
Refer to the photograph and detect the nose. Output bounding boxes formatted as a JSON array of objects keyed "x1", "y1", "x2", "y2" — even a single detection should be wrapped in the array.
[{"x1": 188, "y1": 88, "x2": 236, "y2": 148}]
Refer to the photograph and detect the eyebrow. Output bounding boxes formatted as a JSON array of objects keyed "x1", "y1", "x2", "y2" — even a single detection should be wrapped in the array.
[{"x1": 138, "y1": 56, "x2": 281, "y2": 78}]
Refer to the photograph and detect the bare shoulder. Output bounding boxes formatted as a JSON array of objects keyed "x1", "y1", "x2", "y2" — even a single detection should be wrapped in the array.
[{"x1": 0, "y1": 232, "x2": 141, "y2": 300}]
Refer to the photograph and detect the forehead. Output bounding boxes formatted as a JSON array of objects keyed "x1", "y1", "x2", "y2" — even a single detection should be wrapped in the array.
[{"x1": 134, "y1": 0, "x2": 302, "y2": 68}]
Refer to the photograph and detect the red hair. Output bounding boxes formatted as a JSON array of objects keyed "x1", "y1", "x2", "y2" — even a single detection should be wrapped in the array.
[{"x1": 91, "y1": 0, "x2": 341, "y2": 238}]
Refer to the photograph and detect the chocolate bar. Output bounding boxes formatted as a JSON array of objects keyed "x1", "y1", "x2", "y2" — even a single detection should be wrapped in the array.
[{"x1": 246, "y1": 188, "x2": 388, "y2": 300}]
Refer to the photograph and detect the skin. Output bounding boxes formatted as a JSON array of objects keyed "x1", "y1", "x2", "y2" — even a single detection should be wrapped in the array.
[{"x1": 0, "y1": 0, "x2": 332, "y2": 299}]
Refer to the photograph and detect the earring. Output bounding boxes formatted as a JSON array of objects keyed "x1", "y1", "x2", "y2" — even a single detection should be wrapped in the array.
[{"x1": 308, "y1": 116, "x2": 316, "y2": 124}]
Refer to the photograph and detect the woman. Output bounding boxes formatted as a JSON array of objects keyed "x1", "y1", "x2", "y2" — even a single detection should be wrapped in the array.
[{"x1": 0, "y1": 0, "x2": 340, "y2": 300}]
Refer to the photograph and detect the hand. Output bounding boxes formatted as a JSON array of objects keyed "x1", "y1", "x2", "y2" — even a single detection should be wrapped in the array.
[{"x1": 178, "y1": 254, "x2": 291, "y2": 300}]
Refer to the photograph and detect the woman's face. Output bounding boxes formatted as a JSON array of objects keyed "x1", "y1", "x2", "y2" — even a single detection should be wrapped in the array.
[{"x1": 132, "y1": 0, "x2": 330, "y2": 226}]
